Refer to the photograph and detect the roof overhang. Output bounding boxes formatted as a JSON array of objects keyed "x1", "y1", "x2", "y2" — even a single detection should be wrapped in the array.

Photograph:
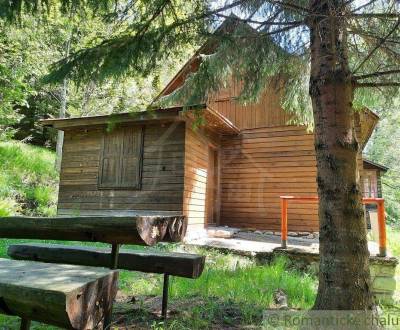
[
  {"x1": 180, "y1": 106, "x2": 240, "y2": 135},
  {"x1": 40, "y1": 107, "x2": 184, "y2": 130},
  {"x1": 40, "y1": 105, "x2": 239, "y2": 136},
  {"x1": 363, "y1": 159, "x2": 389, "y2": 172}
]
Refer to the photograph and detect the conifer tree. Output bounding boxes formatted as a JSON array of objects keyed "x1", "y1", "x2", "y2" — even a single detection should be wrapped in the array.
[{"x1": 3, "y1": 0, "x2": 399, "y2": 310}]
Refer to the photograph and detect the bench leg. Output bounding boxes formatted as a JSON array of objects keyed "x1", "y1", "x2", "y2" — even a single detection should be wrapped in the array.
[
  {"x1": 103, "y1": 309, "x2": 112, "y2": 330},
  {"x1": 20, "y1": 318, "x2": 31, "y2": 330},
  {"x1": 110, "y1": 243, "x2": 120, "y2": 270},
  {"x1": 162, "y1": 274, "x2": 169, "y2": 320}
]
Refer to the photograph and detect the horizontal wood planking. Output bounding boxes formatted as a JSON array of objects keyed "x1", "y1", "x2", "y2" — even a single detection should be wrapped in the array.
[
  {"x1": 208, "y1": 80, "x2": 292, "y2": 130},
  {"x1": 220, "y1": 125, "x2": 320, "y2": 231},
  {"x1": 58, "y1": 123, "x2": 186, "y2": 216}
]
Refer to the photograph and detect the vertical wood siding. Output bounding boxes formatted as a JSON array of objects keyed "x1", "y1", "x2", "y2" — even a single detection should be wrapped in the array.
[{"x1": 57, "y1": 122, "x2": 185, "y2": 216}]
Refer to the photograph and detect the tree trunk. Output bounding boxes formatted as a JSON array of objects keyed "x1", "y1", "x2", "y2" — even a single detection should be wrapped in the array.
[
  {"x1": 55, "y1": 36, "x2": 71, "y2": 172},
  {"x1": 309, "y1": 0, "x2": 373, "y2": 310}
]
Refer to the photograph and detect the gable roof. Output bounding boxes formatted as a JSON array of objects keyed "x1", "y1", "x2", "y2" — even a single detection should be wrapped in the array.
[{"x1": 155, "y1": 16, "x2": 245, "y2": 100}]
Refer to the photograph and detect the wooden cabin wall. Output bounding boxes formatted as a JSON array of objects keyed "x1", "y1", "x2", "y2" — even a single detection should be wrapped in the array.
[
  {"x1": 220, "y1": 123, "x2": 366, "y2": 232},
  {"x1": 57, "y1": 122, "x2": 185, "y2": 216},
  {"x1": 208, "y1": 81, "x2": 292, "y2": 130},
  {"x1": 377, "y1": 171, "x2": 383, "y2": 198},
  {"x1": 183, "y1": 126, "x2": 220, "y2": 233},
  {"x1": 220, "y1": 125, "x2": 319, "y2": 232}
]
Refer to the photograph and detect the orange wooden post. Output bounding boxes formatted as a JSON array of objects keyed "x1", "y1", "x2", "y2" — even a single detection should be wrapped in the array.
[
  {"x1": 377, "y1": 200, "x2": 387, "y2": 257},
  {"x1": 281, "y1": 198, "x2": 288, "y2": 248}
]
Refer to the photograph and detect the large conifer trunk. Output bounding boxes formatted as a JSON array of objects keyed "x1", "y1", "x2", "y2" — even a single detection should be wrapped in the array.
[{"x1": 309, "y1": 0, "x2": 373, "y2": 309}]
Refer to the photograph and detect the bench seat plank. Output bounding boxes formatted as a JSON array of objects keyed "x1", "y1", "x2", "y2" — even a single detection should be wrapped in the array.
[
  {"x1": 8, "y1": 243, "x2": 205, "y2": 278},
  {"x1": 0, "y1": 258, "x2": 118, "y2": 329}
]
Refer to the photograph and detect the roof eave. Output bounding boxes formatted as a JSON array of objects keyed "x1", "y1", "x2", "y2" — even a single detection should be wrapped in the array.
[{"x1": 40, "y1": 107, "x2": 186, "y2": 130}]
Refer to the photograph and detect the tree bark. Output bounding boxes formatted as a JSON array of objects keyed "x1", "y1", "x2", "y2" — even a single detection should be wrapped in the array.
[{"x1": 309, "y1": 0, "x2": 373, "y2": 310}]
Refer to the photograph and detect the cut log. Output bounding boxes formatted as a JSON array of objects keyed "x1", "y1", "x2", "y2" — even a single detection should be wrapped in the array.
[
  {"x1": 0, "y1": 258, "x2": 118, "y2": 329},
  {"x1": 8, "y1": 243, "x2": 206, "y2": 278},
  {"x1": 164, "y1": 216, "x2": 188, "y2": 242},
  {"x1": 0, "y1": 215, "x2": 182, "y2": 245}
]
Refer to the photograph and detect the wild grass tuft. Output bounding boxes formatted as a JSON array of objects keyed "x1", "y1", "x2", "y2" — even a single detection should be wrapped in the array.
[{"x1": 0, "y1": 141, "x2": 58, "y2": 216}]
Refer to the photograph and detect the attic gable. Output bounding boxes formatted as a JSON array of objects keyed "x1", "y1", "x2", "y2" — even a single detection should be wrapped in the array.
[{"x1": 155, "y1": 18, "x2": 380, "y2": 142}]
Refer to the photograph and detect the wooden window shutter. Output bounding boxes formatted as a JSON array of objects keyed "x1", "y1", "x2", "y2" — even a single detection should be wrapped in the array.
[
  {"x1": 119, "y1": 127, "x2": 143, "y2": 189},
  {"x1": 98, "y1": 126, "x2": 144, "y2": 189}
]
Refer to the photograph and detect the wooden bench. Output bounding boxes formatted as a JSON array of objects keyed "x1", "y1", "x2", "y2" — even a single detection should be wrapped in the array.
[
  {"x1": 0, "y1": 215, "x2": 204, "y2": 321},
  {"x1": 8, "y1": 243, "x2": 205, "y2": 318},
  {"x1": 0, "y1": 258, "x2": 118, "y2": 330}
]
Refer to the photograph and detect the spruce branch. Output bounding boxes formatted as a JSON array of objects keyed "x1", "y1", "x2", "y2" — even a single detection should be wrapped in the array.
[
  {"x1": 351, "y1": 0, "x2": 378, "y2": 13},
  {"x1": 355, "y1": 81, "x2": 400, "y2": 88},
  {"x1": 350, "y1": 13, "x2": 400, "y2": 19},
  {"x1": 215, "y1": 13, "x2": 303, "y2": 26},
  {"x1": 348, "y1": 29, "x2": 400, "y2": 45},
  {"x1": 354, "y1": 70, "x2": 400, "y2": 80},
  {"x1": 264, "y1": 0, "x2": 310, "y2": 14},
  {"x1": 353, "y1": 19, "x2": 400, "y2": 74}
]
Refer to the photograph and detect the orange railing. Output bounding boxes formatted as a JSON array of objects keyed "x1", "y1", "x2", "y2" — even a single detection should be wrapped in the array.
[{"x1": 280, "y1": 196, "x2": 387, "y2": 257}]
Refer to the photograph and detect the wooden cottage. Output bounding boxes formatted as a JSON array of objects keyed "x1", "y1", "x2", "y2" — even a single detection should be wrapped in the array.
[
  {"x1": 362, "y1": 159, "x2": 388, "y2": 199},
  {"x1": 42, "y1": 22, "x2": 387, "y2": 237}
]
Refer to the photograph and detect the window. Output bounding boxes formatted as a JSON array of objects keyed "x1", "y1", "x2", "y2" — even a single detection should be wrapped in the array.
[
  {"x1": 98, "y1": 126, "x2": 144, "y2": 189},
  {"x1": 362, "y1": 171, "x2": 377, "y2": 198}
]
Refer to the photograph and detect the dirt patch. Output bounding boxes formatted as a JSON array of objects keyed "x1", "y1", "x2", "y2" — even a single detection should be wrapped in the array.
[{"x1": 108, "y1": 292, "x2": 263, "y2": 329}]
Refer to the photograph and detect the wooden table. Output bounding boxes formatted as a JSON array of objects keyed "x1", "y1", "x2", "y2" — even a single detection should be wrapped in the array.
[{"x1": 0, "y1": 258, "x2": 118, "y2": 329}]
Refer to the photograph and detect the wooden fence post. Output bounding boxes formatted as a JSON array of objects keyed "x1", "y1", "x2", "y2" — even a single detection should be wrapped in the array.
[
  {"x1": 377, "y1": 200, "x2": 387, "y2": 257},
  {"x1": 281, "y1": 198, "x2": 288, "y2": 248}
]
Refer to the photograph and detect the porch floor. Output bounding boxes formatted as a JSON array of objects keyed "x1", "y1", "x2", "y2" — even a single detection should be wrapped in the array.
[{"x1": 185, "y1": 227, "x2": 384, "y2": 258}]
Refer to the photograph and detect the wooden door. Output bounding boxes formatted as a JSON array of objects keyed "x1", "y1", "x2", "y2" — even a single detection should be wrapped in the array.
[{"x1": 206, "y1": 147, "x2": 220, "y2": 226}]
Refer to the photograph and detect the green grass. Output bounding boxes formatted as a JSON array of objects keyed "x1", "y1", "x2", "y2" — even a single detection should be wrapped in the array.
[
  {"x1": 0, "y1": 141, "x2": 58, "y2": 217},
  {"x1": 386, "y1": 226, "x2": 400, "y2": 305},
  {"x1": 387, "y1": 226, "x2": 400, "y2": 257}
]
